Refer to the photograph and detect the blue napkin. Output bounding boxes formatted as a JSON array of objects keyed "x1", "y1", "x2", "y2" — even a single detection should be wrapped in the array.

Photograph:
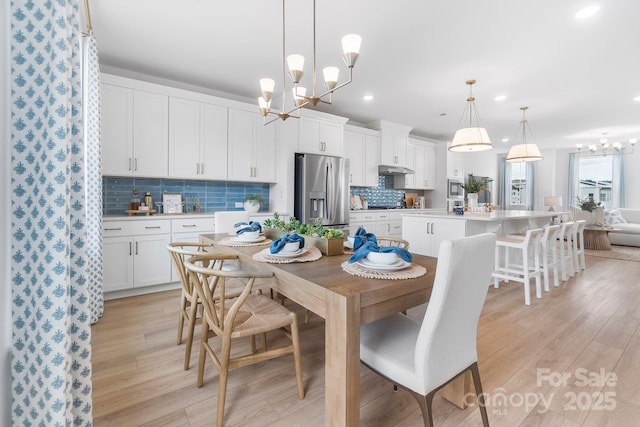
[
  {"x1": 270, "y1": 233, "x2": 305, "y2": 254},
  {"x1": 349, "y1": 241, "x2": 413, "y2": 263},
  {"x1": 352, "y1": 227, "x2": 377, "y2": 250},
  {"x1": 235, "y1": 221, "x2": 262, "y2": 234}
]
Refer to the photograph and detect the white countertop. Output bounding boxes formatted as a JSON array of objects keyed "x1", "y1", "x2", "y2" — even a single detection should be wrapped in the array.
[
  {"x1": 103, "y1": 211, "x2": 287, "y2": 221},
  {"x1": 401, "y1": 210, "x2": 563, "y2": 221}
]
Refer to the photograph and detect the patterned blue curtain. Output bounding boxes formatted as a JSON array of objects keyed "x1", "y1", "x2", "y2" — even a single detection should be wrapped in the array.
[
  {"x1": 82, "y1": 33, "x2": 103, "y2": 323},
  {"x1": 11, "y1": 1, "x2": 94, "y2": 424}
]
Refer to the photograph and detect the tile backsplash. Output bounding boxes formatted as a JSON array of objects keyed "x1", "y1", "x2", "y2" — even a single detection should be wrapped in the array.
[
  {"x1": 350, "y1": 176, "x2": 406, "y2": 207},
  {"x1": 103, "y1": 177, "x2": 269, "y2": 215}
]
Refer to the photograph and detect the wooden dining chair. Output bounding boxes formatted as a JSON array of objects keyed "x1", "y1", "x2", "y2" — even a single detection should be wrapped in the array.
[
  {"x1": 360, "y1": 233, "x2": 496, "y2": 427},
  {"x1": 167, "y1": 242, "x2": 244, "y2": 370},
  {"x1": 185, "y1": 253, "x2": 305, "y2": 427},
  {"x1": 376, "y1": 236, "x2": 410, "y2": 249}
]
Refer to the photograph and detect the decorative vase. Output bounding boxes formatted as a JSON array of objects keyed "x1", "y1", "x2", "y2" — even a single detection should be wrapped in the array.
[
  {"x1": 467, "y1": 193, "x2": 478, "y2": 208},
  {"x1": 243, "y1": 201, "x2": 260, "y2": 213},
  {"x1": 593, "y1": 206, "x2": 604, "y2": 225}
]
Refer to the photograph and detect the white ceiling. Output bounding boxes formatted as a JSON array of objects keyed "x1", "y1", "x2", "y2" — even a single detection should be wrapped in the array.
[{"x1": 83, "y1": 0, "x2": 640, "y2": 150}]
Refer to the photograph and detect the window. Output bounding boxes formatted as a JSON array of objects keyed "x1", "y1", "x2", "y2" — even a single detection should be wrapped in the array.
[
  {"x1": 578, "y1": 156, "x2": 613, "y2": 206},
  {"x1": 509, "y1": 162, "x2": 528, "y2": 206}
]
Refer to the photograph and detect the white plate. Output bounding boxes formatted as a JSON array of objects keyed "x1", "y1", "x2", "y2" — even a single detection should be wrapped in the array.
[
  {"x1": 344, "y1": 241, "x2": 354, "y2": 249},
  {"x1": 357, "y1": 258, "x2": 410, "y2": 271},
  {"x1": 229, "y1": 231, "x2": 264, "y2": 237},
  {"x1": 262, "y1": 247, "x2": 308, "y2": 259},
  {"x1": 232, "y1": 235, "x2": 266, "y2": 243}
]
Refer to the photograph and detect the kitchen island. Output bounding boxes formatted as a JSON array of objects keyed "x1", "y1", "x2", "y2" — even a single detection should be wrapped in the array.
[{"x1": 401, "y1": 210, "x2": 561, "y2": 257}]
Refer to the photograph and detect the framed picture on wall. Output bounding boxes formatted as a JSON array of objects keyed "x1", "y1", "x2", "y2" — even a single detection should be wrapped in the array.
[{"x1": 162, "y1": 193, "x2": 183, "y2": 214}]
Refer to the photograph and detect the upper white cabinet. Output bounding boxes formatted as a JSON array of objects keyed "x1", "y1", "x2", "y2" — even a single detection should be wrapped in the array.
[
  {"x1": 367, "y1": 120, "x2": 412, "y2": 168},
  {"x1": 102, "y1": 83, "x2": 169, "y2": 177},
  {"x1": 344, "y1": 126, "x2": 380, "y2": 187},
  {"x1": 299, "y1": 117, "x2": 344, "y2": 156},
  {"x1": 227, "y1": 108, "x2": 276, "y2": 182},
  {"x1": 396, "y1": 139, "x2": 437, "y2": 190},
  {"x1": 168, "y1": 97, "x2": 227, "y2": 180}
]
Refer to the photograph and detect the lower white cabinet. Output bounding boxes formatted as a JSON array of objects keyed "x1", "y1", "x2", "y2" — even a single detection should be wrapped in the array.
[
  {"x1": 402, "y1": 216, "x2": 466, "y2": 257},
  {"x1": 103, "y1": 219, "x2": 172, "y2": 292},
  {"x1": 169, "y1": 217, "x2": 215, "y2": 282},
  {"x1": 348, "y1": 211, "x2": 402, "y2": 237}
]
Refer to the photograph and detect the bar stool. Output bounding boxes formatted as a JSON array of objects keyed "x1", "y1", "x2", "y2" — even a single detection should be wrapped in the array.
[
  {"x1": 557, "y1": 221, "x2": 577, "y2": 281},
  {"x1": 492, "y1": 228, "x2": 544, "y2": 305},
  {"x1": 540, "y1": 224, "x2": 562, "y2": 291},
  {"x1": 574, "y1": 220, "x2": 587, "y2": 271}
]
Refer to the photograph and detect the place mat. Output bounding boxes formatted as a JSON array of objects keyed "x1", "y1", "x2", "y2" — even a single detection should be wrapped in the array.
[
  {"x1": 252, "y1": 246, "x2": 322, "y2": 264},
  {"x1": 217, "y1": 237, "x2": 272, "y2": 247},
  {"x1": 341, "y1": 261, "x2": 427, "y2": 280}
]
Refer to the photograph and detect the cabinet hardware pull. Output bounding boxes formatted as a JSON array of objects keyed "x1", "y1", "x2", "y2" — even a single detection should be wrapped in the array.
[
  {"x1": 128, "y1": 158, "x2": 132, "y2": 171},
  {"x1": 104, "y1": 227, "x2": 122, "y2": 231},
  {"x1": 196, "y1": 163, "x2": 200, "y2": 174},
  {"x1": 200, "y1": 163, "x2": 204, "y2": 174},
  {"x1": 145, "y1": 226, "x2": 161, "y2": 229},
  {"x1": 129, "y1": 242, "x2": 132, "y2": 255},
  {"x1": 134, "y1": 158, "x2": 138, "y2": 171},
  {"x1": 135, "y1": 241, "x2": 138, "y2": 255},
  {"x1": 182, "y1": 224, "x2": 197, "y2": 228}
]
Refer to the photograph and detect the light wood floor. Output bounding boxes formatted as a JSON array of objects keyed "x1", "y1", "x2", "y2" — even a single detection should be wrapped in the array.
[{"x1": 92, "y1": 254, "x2": 640, "y2": 426}]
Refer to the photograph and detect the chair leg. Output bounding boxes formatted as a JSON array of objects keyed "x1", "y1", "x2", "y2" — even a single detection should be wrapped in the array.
[
  {"x1": 408, "y1": 389, "x2": 435, "y2": 427},
  {"x1": 493, "y1": 246, "x2": 500, "y2": 289},
  {"x1": 177, "y1": 294, "x2": 187, "y2": 345},
  {"x1": 184, "y1": 299, "x2": 199, "y2": 370},
  {"x1": 197, "y1": 322, "x2": 208, "y2": 388},
  {"x1": 216, "y1": 338, "x2": 233, "y2": 427},
  {"x1": 469, "y1": 362, "x2": 490, "y2": 427},
  {"x1": 533, "y1": 244, "x2": 542, "y2": 299},
  {"x1": 551, "y1": 245, "x2": 559, "y2": 287}
]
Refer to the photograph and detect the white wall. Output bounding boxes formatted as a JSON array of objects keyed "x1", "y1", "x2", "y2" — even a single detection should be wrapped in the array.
[{"x1": 2, "y1": 0, "x2": 12, "y2": 423}]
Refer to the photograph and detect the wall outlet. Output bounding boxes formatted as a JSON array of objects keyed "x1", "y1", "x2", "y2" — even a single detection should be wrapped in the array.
[{"x1": 235, "y1": 202, "x2": 243, "y2": 208}]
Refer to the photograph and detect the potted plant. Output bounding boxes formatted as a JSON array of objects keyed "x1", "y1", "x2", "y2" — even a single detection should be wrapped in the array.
[
  {"x1": 243, "y1": 194, "x2": 263, "y2": 213},
  {"x1": 262, "y1": 214, "x2": 345, "y2": 255},
  {"x1": 461, "y1": 177, "x2": 490, "y2": 207},
  {"x1": 575, "y1": 196, "x2": 603, "y2": 224}
]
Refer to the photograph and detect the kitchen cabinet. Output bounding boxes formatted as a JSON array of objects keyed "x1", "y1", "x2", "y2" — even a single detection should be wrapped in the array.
[
  {"x1": 402, "y1": 216, "x2": 466, "y2": 257},
  {"x1": 227, "y1": 109, "x2": 276, "y2": 182},
  {"x1": 299, "y1": 117, "x2": 344, "y2": 157},
  {"x1": 170, "y1": 217, "x2": 215, "y2": 282},
  {"x1": 368, "y1": 120, "x2": 412, "y2": 168},
  {"x1": 348, "y1": 211, "x2": 401, "y2": 237},
  {"x1": 101, "y1": 83, "x2": 169, "y2": 177},
  {"x1": 395, "y1": 139, "x2": 437, "y2": 190},
  {"x1": 344, "y1": 126, "x2": 380, "y2": 187},
  {"x1": 168, "y1": 97, "x2": 227, "y2": 180},
  {"x1": 102, "y1": 219, "x2": 172, "y2": 292}
]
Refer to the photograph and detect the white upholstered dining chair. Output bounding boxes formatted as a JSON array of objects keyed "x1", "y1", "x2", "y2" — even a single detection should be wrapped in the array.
[
  {"x1": 360, "y1": 233, "x2": 496, "y2": 427},
  {"x1": 214, "y1": 210, "x2": 250, "y2": 233}
]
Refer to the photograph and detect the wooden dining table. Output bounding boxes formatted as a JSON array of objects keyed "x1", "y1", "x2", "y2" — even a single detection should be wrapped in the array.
[{"x1": 201, "y1": 233, "x2": 437, "y2": 426}]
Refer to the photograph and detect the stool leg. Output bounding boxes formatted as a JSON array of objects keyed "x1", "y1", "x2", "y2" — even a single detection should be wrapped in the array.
[
  {"x1": 534, "y1": 242, "x2": 542, "y2": 299},
  {"x1": 523, "y1": 246, "x2": 531, "y2": 306},
  {"x1": 551, "y1": 244, "x2": 559, "y2": 287},
  {"x1": 541, "y1": 242, "x2": 550, "y2": 292},
  {"x1": 493, "y1": 245, "x2": 501, "y2": 289}
]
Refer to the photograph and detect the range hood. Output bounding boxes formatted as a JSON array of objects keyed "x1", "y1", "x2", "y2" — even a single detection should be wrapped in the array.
[{"x1": 378, "y1": 165, "x2": 415, "y2": 175}]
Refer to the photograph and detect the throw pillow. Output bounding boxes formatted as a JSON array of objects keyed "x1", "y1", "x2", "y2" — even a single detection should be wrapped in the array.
[{"x1": 604, "y1": 209, "x2": 627, "y2": 225}]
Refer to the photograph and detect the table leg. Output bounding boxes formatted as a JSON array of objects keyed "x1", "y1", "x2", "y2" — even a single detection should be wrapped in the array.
[{"x1": 325, "y1": 292, "x2": 361, "y2": 426}]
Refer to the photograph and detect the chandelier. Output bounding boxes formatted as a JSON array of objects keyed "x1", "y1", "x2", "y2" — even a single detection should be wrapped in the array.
[
  {"x1": 258, "y1": 0, "x2": 361, "y2": 125},
  {"x1": 449, "y1": 80, "x2": 493, "y2": 152},
  {"x1": 506, "y1": 106, "x2": 543, "y2": 162},
  {"x1": 575, "y1": 133, "x2": 637, "y2": 157}
]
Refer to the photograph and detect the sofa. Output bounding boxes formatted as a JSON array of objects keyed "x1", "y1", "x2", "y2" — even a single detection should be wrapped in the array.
[{"x1": 604, "y1": 208, "x2": 640, "y2": 247}]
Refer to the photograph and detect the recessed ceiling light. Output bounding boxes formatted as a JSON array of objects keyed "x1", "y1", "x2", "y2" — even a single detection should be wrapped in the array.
[
  {"x1": 634, "y1": 95, "x2": 640, "y2": 102},
  {"x1": 576, "y1": 5, "x2": 599, "y2": 19},
  {"x1": 363, "y1": 95, "x2": 373, "y2": 101},
  {"x1": 494, "y1": 95, "x2": 507, "y2": 102},
  {"x1": 501, "y1": 138, "x2": 510, "y2": 143}
]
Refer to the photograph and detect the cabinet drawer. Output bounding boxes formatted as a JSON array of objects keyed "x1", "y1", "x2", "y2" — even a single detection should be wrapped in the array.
[
  {"x1": 349, "y1": 212, "x2": 377, "y2": 222},
  {"x1": 103, "y1": 221, "x2": 135, "y2": 236},
  {"x1": 171, "y1": 217, "x2": 215, "y2": 234},
  {"x1": 130, "y1": 220, "x2": 171, "y2": 235},
  {"x1": 375, "y1": 212, "x2": 391, "y2": 220}
]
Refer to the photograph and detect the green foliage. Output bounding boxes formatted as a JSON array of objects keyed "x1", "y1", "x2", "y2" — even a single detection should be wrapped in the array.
[
  {"x1": 576, "y1": 196, "x2": 601, "y2": 212},
  {"x1": 262, "y1": 213, "x2": 343, "y2": 239},
  {"x1": 244, "y1": 194, "x2": 263, "y2": 205},
  {"x1": 460, "y1": 177, "x2": 490, "y2": 194}
]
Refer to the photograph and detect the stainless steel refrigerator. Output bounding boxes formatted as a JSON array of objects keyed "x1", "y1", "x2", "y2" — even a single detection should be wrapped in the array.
[{"x1": 294, "y1": 153, "x2": 350, "y2": 229}]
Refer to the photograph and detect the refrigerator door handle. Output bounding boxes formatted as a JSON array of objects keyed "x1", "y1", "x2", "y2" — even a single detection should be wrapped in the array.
[{"x1": 324, "y1": 163, "x2": 330, "y2": 219}]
